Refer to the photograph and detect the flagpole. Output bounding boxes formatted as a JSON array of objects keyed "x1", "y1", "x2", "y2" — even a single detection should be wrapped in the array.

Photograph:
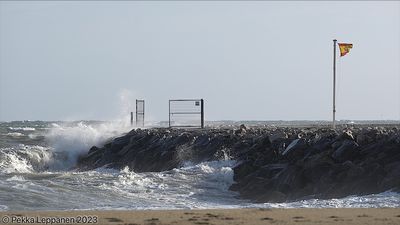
[{"x1": 333, "y1": 39, "x2": 337, "y2": 129}]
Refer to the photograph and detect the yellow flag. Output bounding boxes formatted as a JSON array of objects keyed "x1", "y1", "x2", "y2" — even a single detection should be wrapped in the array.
[{"x1": 338, "y1": 43, "x2": 353, "y2": 57}]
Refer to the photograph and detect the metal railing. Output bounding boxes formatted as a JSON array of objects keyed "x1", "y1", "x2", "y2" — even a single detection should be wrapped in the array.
[
  {"x1": 136, "y1": 99, "x2": 145, "y2": 127},
  {"x1": 169, "y1": 99, "x2": 204, "y2": 128}
]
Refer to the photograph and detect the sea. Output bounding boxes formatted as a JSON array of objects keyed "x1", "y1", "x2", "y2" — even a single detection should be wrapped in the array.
[{"x1": 0, "y1": 121, "x2": 399, "y2": 211}]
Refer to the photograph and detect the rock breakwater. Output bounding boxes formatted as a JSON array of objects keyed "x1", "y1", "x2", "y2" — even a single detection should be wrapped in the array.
[{"x1": 77, "y1": 125, "x2": 400, "y2": 202}]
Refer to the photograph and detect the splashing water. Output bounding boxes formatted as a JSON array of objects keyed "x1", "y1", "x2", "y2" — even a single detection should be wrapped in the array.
[
  {"x1": 45, "y1": 121, "x2": 133, "y2": 170},
  {"x1": 0, "y1": 145, "x2": 52, "y2": 173}
]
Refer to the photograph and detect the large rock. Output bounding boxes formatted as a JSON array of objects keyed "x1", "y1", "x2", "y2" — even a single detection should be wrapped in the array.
[
  {"x1": 282, "y1": 138, "x2": 308, "y2": 161},
  {"x1": 269, "y1": 130, "x2": 288, "y2": 142},
  {"x1": 331, "y1": 140, "x2": 359, "y2": 162}
]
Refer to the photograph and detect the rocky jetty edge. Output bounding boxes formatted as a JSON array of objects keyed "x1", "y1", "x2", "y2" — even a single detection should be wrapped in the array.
[{"x1": 77, "y1": 125, "x2": 400, "y2": 203}]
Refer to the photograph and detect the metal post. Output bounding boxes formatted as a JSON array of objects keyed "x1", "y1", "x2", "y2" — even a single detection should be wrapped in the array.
[
  {"x1": 201, "y1": 99, "x2": 204, "y2": 128},
  {"x1": 130, "y1": 112, "x2": 133, "y2": 126},
  {"x1": 333, "y1": 39, "x2": 337, "y2": 129},
  {"x1": 135, "y1": 99, "x2": 138, "y2": 127},
  {"x1": 142, "y1": 100, "x2": 145, "y2": 127},
  {"x1": 168, "y1": 100, "x2": 171, "y2": 128}
]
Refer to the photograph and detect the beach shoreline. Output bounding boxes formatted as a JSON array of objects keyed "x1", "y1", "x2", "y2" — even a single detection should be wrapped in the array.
[{"x1": 1, "y1": 208, "x2": 400, "y2": 225}]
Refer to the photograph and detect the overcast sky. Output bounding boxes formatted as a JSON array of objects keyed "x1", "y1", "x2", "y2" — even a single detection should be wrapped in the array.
[{"x1": 0, "y1": 1, "x2": 399, "y2": 122}]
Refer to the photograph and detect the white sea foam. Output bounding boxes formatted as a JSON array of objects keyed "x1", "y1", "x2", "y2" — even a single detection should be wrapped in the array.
[
  {"x1": 28, "y1": 134, "x2": 38, "y2": 139},
  {"x1": 8, "y1": 127, "x2": 36, "y2": 131},
  {"x1": 250, "y1": 191, "x2": 400, "y2": 208},
  {"x1": 0, "y1": 153, "x2": 399, "y2": 210},
  {"x1": 1, "y1": 121, "x2": 136, "y2": 172},
  {"x1": 45, "y1": 121, "x2": 132, "y2": 170},
  {"x1": 0, "y1": 160, "x2": 241, "y2": 210},
  {"x1": 95, "y1": 160, "x2": 242, "y2": 209},
  {"x1": 0, "y1": 151, "x2": 33, "y2": 173},
  {"x1": 6, "y1": 132, "x2": 24, "y2": 137},
  {"x1": 6, "y1": 175, "x2": 26, "y2": 182},
  {"x1": 0, "y1": 145, "x2": 52, "y2": 173}
]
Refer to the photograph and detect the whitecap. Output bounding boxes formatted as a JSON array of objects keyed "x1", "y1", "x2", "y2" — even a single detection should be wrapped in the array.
[
  {"x1": 8, "y1": 127, "x2": 36, "y2": 131},
  {"x1": 6, "y1": 175, "x2": 26, "y2": 182},
  {"x1": 0, "y1": 145, "x2": 53, "y2": 173},
  {"x1": 45, "y1": 121, "x2": 132, "y2": 170},
  {"x1": 6, "y1": 132, "x2": 24, "y2": 137}
]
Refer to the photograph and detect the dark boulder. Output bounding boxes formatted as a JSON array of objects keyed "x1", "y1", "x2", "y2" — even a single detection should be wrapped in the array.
[
  {"x1": 282, "y1": 138, "x2": 308, "y2": 161},
  {"x1": 233, "y1": 160, "x2": 259, "y2": 181},
  {"x1": 332, "y1": 140, "x2": 359, "y2": 162},
  {"x1": 234, "y1": 124, "x2": 247, "y2": 135},
  {"x1": 269, "y1": 130, "x2": 288, "y2": 143}
]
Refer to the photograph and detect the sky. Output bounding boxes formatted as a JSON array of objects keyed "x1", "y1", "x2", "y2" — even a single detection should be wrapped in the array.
[{"x1": 0, "y1": 1, "x2": 399, "y2": 122}]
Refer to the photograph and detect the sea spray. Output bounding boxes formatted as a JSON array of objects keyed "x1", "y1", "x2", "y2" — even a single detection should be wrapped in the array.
[
  {"x1": 0, "y1": 145, "x2": 52, "y2": 173},
  {"x1": 45, "y1": 121, "x2": 132, "y2": 170},
  {"x1": 115, "y1": 88, "x2": 145, "y2": 126}
]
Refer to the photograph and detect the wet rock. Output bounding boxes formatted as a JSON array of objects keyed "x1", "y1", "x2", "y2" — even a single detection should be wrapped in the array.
[
  {"x1": 234, "y1": 124, "x2": 247, "y2": 135},
  {"x1": 269, "y1": 130, "x2": 288, "y2": 143},
  {"x1": 282, "y1": 139, "x2": 308, "y2": 161},
  {"x1": 233, "y1": 160, "x2": 259, "y2": 181},
  {"x1": 331, "y1": 140, "x2": 359, "y2": 162},
  {"x1": 256, "y1": 190, "x2": 286, "y2": 203},
  {"x1": 274, "y1": 165, "x2": 307, "y2": 193},
  {"x1": 88, "y1": 146, "x2": 100, "y2": 155},
  {"x1": 380, "y1": 162, "x2": 400, "y2": 190},
  {"x1": 341, "y1": 130, "x2": 354, "y2": 140},
  {"x1": 356, "y1": 132, "x2": 370, "y2": 145}
]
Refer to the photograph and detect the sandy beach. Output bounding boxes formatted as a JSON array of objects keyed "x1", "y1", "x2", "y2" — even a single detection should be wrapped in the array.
[{"x1": 1, "y1": 208, "x2": 399, "y2": 225}]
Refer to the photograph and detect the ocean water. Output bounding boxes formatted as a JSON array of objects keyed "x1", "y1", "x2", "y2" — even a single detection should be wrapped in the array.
[{"x1": 0, "y1": 121, "x2": 399, "y2": 211}]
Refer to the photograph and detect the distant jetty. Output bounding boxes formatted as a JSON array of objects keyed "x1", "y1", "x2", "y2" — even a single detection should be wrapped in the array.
[{"x1": 77, "y1": 124, "x2": 400, "y2": 203}]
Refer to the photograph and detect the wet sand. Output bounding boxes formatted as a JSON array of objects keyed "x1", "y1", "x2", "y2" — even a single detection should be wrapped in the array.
[{"x1": 1, "y1": 208, "x2": 399, "y2": 225}]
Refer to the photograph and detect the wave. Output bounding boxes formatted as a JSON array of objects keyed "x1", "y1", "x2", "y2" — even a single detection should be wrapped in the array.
[
  {"x1": 0, "y1": 145, "x2": 52, "y2": 173},
  {"x1": 252, "y1": 191, "x2": 400, "y2": 208},
  {"x1": 0, "y1": 121, "x2": 134, "y2": 173},
  {"x1": 98, "y1": 160, "x2": 241, "y2": 209},
  {"x1": 2, "y1": 159, "x2": 398, "y2": 211},
  {"x1": 8, "y1": 127, "x2": 36, "y2": 131},
  {"x1": 0, "y1": 160, "x2": 243, "y2": 210},
  {"x1": 6, "y1": 132, "x2": 24, "y2": 137},
  {"x1": 45, "y1": 121, "x2": 133, "y2": 170}
]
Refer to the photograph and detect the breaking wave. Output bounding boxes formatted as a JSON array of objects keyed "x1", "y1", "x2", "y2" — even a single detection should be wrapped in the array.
[
  {"x1": 6, "y1": 132, "x2": 24, "y2": 137},
  {"x1": 8, "y1": 127, "x2": 36, "y2": 131},
  {"x1": 44, "y1": 121, "x2": 132, "y2": 169},
  {"x1": 0, "y1": 145, "x2": 52, "y2": 173},
  {"x1": 0, "y1": 121, "x2": 133, "y2": 172},
  {"x1": 256, "y1": 191, "x2": 400, "y2": 208}
]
